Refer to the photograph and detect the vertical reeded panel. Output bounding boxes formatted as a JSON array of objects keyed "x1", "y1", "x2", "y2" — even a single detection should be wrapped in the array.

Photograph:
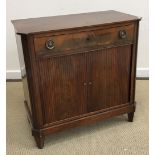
[
  {"x1": 87, "y1": 45, "x2": 132, "y2": 112},
  {"x1": 37, "y1": 53, "x2": 87, "y2": 124}
]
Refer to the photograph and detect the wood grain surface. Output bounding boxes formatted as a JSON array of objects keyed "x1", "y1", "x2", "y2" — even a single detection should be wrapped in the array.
[{"x1": 12, "y1": 10, "x2": 140, "y2": 34}]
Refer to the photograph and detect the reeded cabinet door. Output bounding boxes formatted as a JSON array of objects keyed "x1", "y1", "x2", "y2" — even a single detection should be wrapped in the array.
[
  {"x1": 87, "y1": 45, "x2": 132, "y2": 112},
  {"x1": 37, "y1": 53, "x2": 87, "y2": 124}
]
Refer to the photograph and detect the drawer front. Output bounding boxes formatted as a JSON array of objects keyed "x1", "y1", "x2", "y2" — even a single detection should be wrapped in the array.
[{"x1": 34, "y1": 24, "x2": 134, "y2": 56}]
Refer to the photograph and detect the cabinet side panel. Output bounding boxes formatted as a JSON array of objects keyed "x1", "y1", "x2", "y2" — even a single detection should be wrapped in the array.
[
  {"x1": 19, "y1": 35, "x2": 44, "y2": 128},
  {"x1": 130, "y1": 21, "x2": 140, "y2": 103},
  {"x1": 15, "y1": 34, "x2": 32, "y2": 116}
]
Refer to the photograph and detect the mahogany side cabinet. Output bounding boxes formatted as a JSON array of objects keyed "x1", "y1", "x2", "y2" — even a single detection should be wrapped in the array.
[{"x1": 12, "y1": 10, "x2": 141, "y2": 149}]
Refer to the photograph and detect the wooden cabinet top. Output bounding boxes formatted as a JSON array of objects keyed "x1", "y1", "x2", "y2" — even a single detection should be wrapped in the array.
[{"x1": 12, "y1": 10, "x2": 140, "y2": 35}]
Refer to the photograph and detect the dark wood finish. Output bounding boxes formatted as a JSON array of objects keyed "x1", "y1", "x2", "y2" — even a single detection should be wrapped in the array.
[
  {"x1": 87, "y1": 45, "x2": 132, "y2": 112},
  {"x1": 40, "y1": 103, "x2": 135, "y2": 135},
  {"x1": 11, "y1": 10, "x2": 139, "y2": 34},
  {"x1": 128, "y1": 112, "x2": 134, "y2": 122},
  {"x1": 34, "y1": 135, "x2": 45, "y2": 149},
  {"x1": 34, "y1": 24, "x2": 134, "y2": 54},
  {"x1": 130, "y1": 22, "x2": 140, "y2": 104},
  {"x1": 37, "y1": 53, "x2": 87, "y2": 124},
  {"x1": 12, "y1": 11, "x2": 141, "y2": 149}
]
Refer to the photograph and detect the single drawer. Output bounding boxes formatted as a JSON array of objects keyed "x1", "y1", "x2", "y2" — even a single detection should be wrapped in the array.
[{"x1": 34, "y1": 24, "x2": 134, "y2": 55}]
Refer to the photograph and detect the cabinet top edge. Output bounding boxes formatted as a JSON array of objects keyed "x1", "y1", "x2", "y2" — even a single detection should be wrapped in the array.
[{"x1": 11, "y1": 10, "x2": 141, "y2": 35}]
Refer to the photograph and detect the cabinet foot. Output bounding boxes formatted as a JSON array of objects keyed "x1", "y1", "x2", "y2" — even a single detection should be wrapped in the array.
[
  {"x1": 34, "y1": 135, "x2": 45, "y2": 149},
  {"x1": 128, "y1": 112, "x2": 134, "y2": 122}
]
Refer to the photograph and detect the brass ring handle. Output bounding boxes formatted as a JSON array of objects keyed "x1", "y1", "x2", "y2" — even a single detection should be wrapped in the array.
[
  {"x1": 45, "y1": 39, "x2": 55, "y2": 50},
  {"x1": 83, "y1": 82, "x2": 87, "y2": 86},
  {"x1": 89, "y1": 82, "x2": 92, "y2": 85},
  {"x1": 119, "y1": 30, "x2": 127, "y2": 39}
]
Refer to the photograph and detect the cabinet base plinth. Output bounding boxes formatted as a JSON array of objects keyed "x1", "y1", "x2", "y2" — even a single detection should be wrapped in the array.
[{"x1": 29, "y1": 103, "x2": 135, "y2": 149}]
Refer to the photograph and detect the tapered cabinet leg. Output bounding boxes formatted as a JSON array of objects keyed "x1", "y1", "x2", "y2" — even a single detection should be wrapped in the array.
[
  {"x1": 34, "y1": 135, "x2": 45, "y2": 149},
  {"x1": 128, "y1": 112, "x2": 134, "y2": 122}
]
